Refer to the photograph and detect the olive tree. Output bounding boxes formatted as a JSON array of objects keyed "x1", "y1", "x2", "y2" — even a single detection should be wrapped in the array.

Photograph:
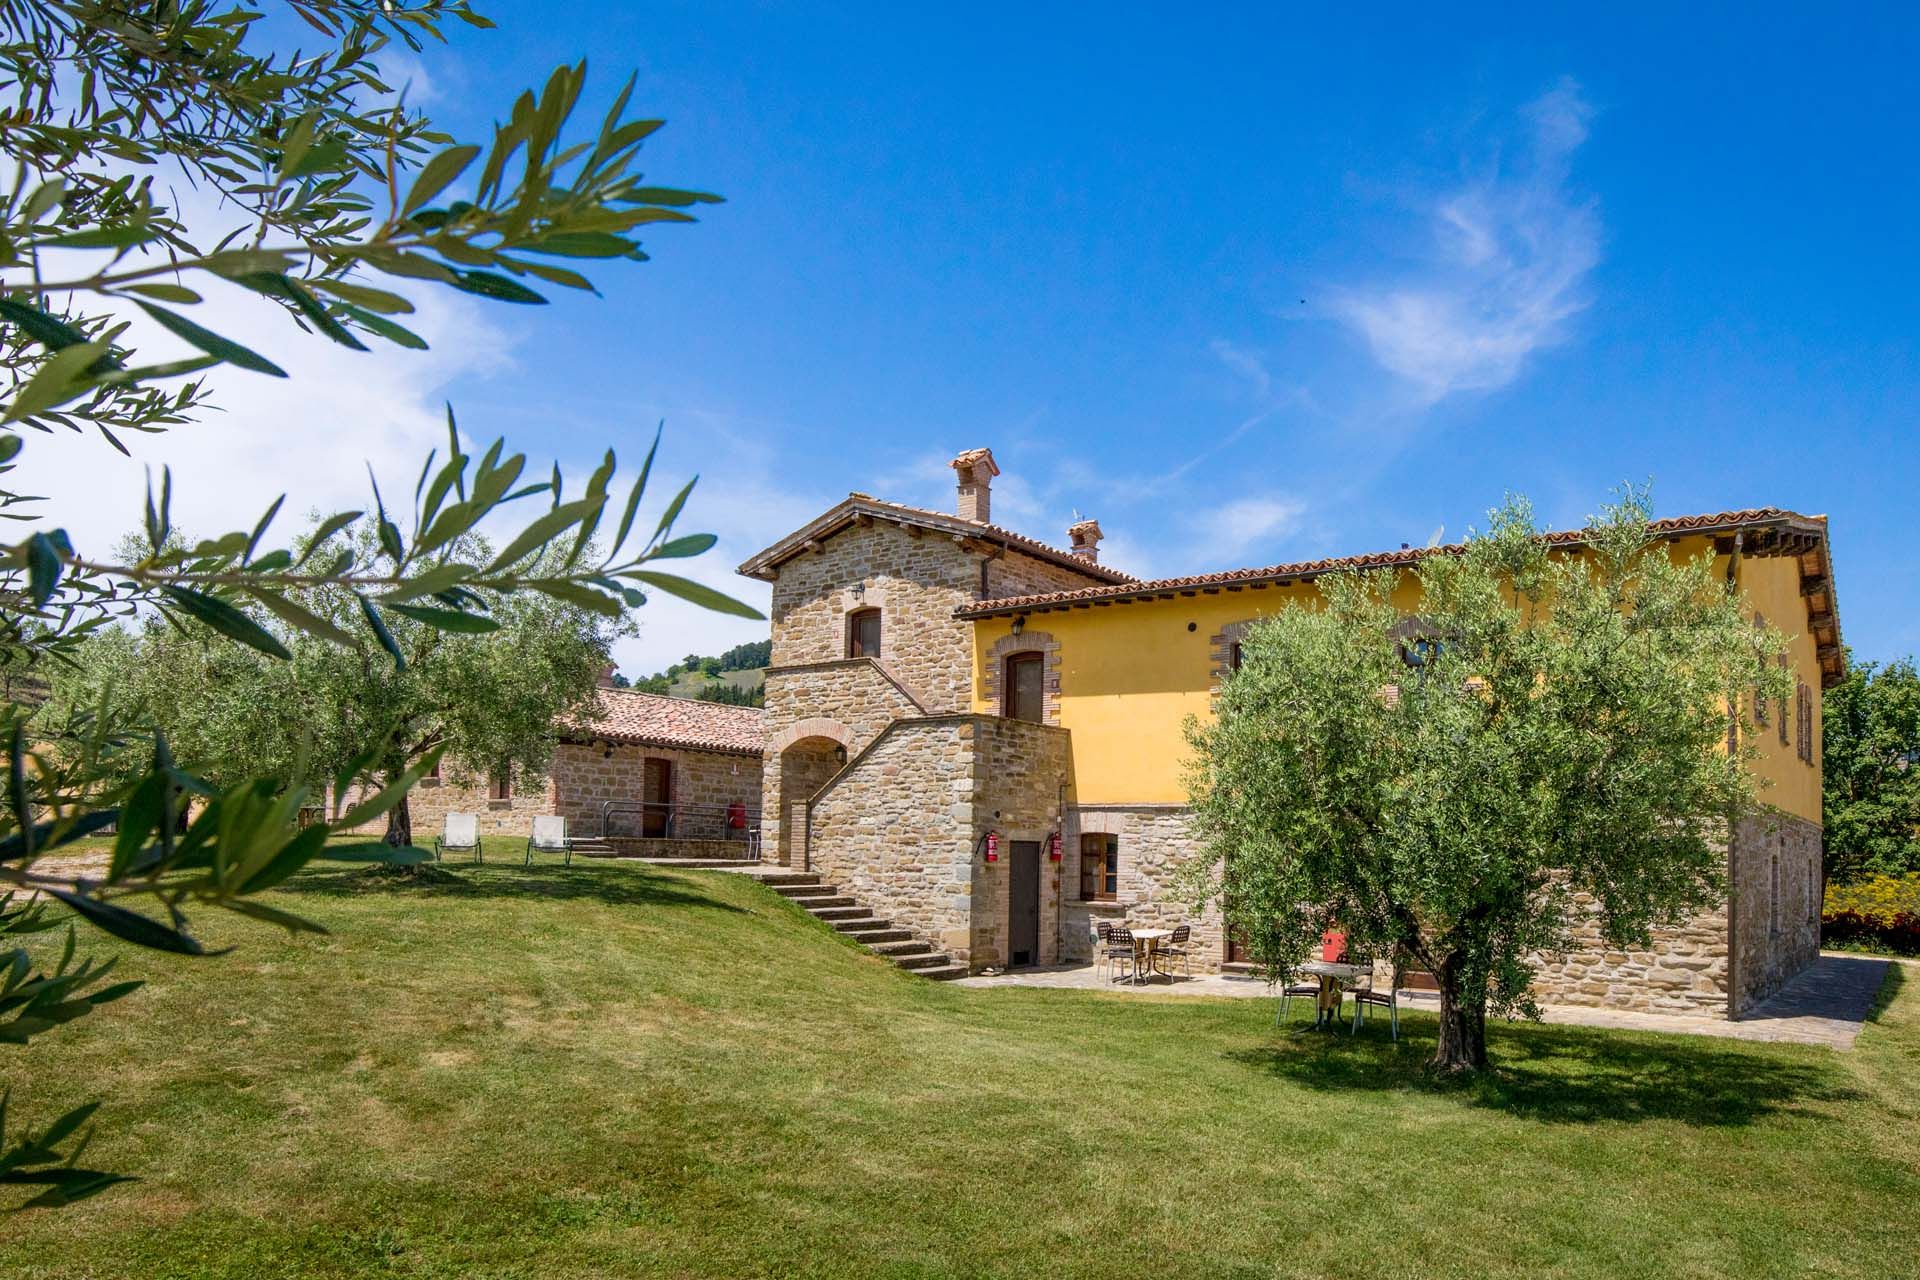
[
  {"x1": 1183, "y1": 494, "x2": 1788, "y2": 1073},
  {"x1": 0, "y1": 1, "x2": 757, "y2": 1206}
]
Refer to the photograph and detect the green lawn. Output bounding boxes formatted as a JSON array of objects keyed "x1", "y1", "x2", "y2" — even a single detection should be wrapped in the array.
[{"x1": 6, "y1": 842, "x2": 1917, "y2": 1279}]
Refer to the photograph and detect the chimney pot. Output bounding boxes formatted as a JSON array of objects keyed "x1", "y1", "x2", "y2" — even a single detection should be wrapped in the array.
[
  {"x1": 950, "y1": 447, "x2": 999, "y2": 523},
  {"x1": 1067, "y1": 518, "x2": 1104, "y2": 563}
]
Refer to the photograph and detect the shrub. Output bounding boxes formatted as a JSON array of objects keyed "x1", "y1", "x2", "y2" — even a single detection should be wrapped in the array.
[{"x1": 1822, "y1": 874, "x2": 1920, "y2": 954}]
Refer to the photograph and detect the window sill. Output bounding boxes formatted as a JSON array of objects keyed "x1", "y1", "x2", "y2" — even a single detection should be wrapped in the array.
[{"x1": 487, "y1": 799, "x2": 513, "y2": 809}]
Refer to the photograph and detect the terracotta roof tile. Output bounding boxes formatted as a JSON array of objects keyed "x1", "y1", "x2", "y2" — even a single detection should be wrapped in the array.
[
  {"x1": 957, "y1": 508, "x2": 1832, "y2": 616},
  {"x1": 738, "y1": 494, "x2": 1136, "y2": 585},
  {"x1": 563, "y1": 689, "x2": 765, "y2": 755}
]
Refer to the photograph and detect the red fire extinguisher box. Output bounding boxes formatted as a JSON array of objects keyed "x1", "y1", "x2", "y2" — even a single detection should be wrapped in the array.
[
  {"x1": 984, "y1": 831, "x2": 999, "y2": 863},
  {"x1": 1320, "y1": 929, "x2": 1347, "y2": 961}
]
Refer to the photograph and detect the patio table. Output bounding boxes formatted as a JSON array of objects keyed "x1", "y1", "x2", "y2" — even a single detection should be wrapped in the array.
[
  {"x1": 1297, "y1": 959, "x2": 1366, "y2": 1027},
  {"x1": 1118, "y1": 927, "x2": 1173, "y2": 984}
]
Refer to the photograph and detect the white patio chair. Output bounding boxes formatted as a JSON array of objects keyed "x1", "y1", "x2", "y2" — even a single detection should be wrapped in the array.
[
  {"x1": 433, "y1": 811, "x2": 481, "y2": 863},
  {"x1": 526, "y1": 815, "x2": 573, "y2": 866}
]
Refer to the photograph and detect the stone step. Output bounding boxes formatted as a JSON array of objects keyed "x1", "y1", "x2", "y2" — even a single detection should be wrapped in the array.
[
  {"x1": 910, "y1": 962, "x2": 970, "y2": 981},
  {"x1": 627, "y1": 857, "x2": 765, "y2": 869},
  {"x1": 843, "y1": 927, "x2": 912, "y2": 945},
  {"x1": 807, "y1": 905, "x2": 872, "y2": 922},
  {"x1": 868, "y1": 939, "x2": 934, "y2": 958},
  {"x1": 786, "y1": 894, "x2": 855, "y2": 909},
  {"x1": 893, "y1": 951, "x2": 957, "y2": 971},
  {"x1": 751, "y1": 872, "x2": 823, "y2": 888},
  {"x1": 831, "y1": 917, "x2": 894, "y2": 935},
  {"x1": 773, "y1": 883, "x2": 841, "y2": 899}
]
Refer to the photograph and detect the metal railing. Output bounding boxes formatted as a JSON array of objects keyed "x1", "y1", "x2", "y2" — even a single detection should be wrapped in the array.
[{"x1": 599, "y1": 800, "x2": 762, "y2": 856}]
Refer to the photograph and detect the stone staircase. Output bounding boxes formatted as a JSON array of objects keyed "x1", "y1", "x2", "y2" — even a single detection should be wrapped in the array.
[{"x1": 757, "y1": 870, "x2": 968, "y2": 980}]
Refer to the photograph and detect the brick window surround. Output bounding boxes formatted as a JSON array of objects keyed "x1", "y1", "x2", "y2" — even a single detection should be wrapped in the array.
[
  {"x1": 1209, "y1": 619, "x2": 1259, "y2": 691},
  {"x1": 981, "y1": 630, "x2": 1061, "y2": 726}
]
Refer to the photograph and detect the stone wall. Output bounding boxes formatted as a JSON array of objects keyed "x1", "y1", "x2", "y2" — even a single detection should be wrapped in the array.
[
  {"x1": 986, "y1": 548, "x2": 1111, "y2": 600},
  {"x1": 761, "y1": 660, "x2": 925, "y2": 864},
  {"x1": 548, "y1": 741, "x2": 759, "y2": 842},
  {"x1": 342, "y1": 740, "x2": 760, "y2": 850},
  {"x1": 807, "y1": 716, "x2": 980, "y2": 961},
  {"x1": 1729, "y1": 809, "x2": 1823, "y2": 1015},
  {"x1": 968, "y1": 717, "x2": 1072, "y2": 969},
  {"x1": 1060, "y1": 805, "x2": 1225, "y2": 971},
  {"x1": 1528, "y1": 897, "x2": 1732, "y2": 1016},
  {"x1": 804, "y1": 714, "x2": 1070, "y2": 969},
  {"x1": 767, "y1": 520, "x2": 981, "y2": 714},
  {"x1": 1521, "y1": 810, "x2": 1822, "y2": 1017},
  {"x1": 401, "y1": 766, "x2": 555, "y2": 839}
]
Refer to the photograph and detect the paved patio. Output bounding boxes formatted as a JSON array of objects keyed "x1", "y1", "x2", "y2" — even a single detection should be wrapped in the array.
[{"x1": 955, "y1": 952, "x2": 1898, "y2": 1050}]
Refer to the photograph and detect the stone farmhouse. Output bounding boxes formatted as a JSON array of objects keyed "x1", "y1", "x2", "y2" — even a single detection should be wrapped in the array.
[
  {"x1": 740, "y1": 447, "x2": 1844, "y2": 1017},
  {"x1": 389, "y1": 683, "x2": 766, "y2": 859}
]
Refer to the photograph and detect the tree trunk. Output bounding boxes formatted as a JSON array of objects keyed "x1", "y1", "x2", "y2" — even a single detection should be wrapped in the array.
[
  {"x1": 1431, "y1": 955, "x2": 1490, "y2": 1074},
  {"x1": 383, "y1": 785, "x2": 413, "y2": 848}
]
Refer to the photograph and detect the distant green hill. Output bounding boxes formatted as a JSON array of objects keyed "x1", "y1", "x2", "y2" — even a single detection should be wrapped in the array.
[{"x1": 625, "y1": 640, "x2": 769, "y2": 705}]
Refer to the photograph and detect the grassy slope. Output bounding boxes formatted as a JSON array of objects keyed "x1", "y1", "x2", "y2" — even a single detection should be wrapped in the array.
[{"x1": 4, "y1": 844, "x2": 1917, "y2": 1280}]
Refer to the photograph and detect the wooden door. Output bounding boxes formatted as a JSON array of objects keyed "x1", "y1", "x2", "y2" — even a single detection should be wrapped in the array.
[
  {"x1": 1008, "y1": 840, "x2": 1042, "y2": 967},
  {"x1": 642, "y1": 757, "x2": 673, "y2": 837}
]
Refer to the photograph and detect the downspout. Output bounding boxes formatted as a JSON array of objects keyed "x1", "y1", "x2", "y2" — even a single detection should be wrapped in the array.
[{"x1": 1723, "y1": 529, "x2": 1745, "y2": 1015}]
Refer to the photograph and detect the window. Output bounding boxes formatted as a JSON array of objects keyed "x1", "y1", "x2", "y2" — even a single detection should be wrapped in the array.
[
  {"x1": 1796, "y1": 682, "x2": 1815, "y2": 763},
  {"x1": 847, "y1": 608, "x2": 881, "y2": 659},
  {"x1": 489, "y1": 770, "x2": 511, "y2": 801},
  {"x1": 1229, "y1": 641, "x2": 1244, "y2": 672},
  {"x1": 1005, "y1": 651, "x2": 1044, "y2": 722},
  {"x1": 1778, "y1": 655, "x2": 1790, "y2": 746},
  {"x1": 1080, "y1": 833, "x2": 1118, "y2": 901}
]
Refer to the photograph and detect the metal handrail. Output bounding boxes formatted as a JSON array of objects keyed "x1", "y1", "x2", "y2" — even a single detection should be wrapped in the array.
[{"x1": 598, "y1": 799, "x2": 761, "y2": 848}]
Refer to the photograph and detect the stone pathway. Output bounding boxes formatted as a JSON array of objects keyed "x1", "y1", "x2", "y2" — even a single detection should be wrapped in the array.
[{"x1": 954, "y1": 952, "x2": 1896, "y2": 1050}]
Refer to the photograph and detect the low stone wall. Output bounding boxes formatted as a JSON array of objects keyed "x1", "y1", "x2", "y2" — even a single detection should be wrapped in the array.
[
  {"x1": 598, "y1": 837, "x2": 756, "y2": 861},
  {"x1": 1528, "y1": 899, "x2": 1732, "y2": 1016}
]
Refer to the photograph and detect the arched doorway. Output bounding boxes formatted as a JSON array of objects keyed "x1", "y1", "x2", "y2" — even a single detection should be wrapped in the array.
[{"x1": 776, "y1": 734, "x2": 847, "y2": 866}]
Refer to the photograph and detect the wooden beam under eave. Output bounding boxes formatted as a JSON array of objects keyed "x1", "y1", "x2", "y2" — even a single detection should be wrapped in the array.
[
  {"x1": 853, "y1": 512, "x2": 873, "y2": 527},
  {"x1": 1800, "y1": 574, "x2": 1827, "y2": 597},
  {"x1": 903, "y1": 523, "x2": 922, "y2": 538},
  {"x1": 802, "y1": 539, "x2": 822, "y2": 554}
]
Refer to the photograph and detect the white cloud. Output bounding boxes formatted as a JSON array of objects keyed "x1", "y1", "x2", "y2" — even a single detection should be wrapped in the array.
[
  {"x1": 1209, "y1": 337, "x2": 1273, "y2": 401},
  {"x1": 16, "y1": 273, "x2": 515, "y2": 560},
  {"x1": 1333, "y1": 78, "x2": 1600, "y2": 403},
  {"x1": 1188, "y1": 495, "x2": 1307, "y2": 568}
]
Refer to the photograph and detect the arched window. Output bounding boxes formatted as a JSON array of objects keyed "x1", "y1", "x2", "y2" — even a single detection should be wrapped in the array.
[
  {"x1": 847, "y1": 608, "x2": 881, "y2": 659},
  {"x1": 1005, "y1": 651, "x2": 1044, "y2": 722}
]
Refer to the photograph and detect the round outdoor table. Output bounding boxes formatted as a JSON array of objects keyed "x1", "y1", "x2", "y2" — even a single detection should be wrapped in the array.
[
  {"x1": 1120, "y1": 927, "x2": 1173, "y2": 984},
  {"x1": 1297, "y1": 960, "x2": 1365, "y2": 1026}
]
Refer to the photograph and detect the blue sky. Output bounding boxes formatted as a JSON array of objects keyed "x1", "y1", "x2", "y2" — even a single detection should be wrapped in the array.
[{"x1": 38, "y1": 4, "x2": 1918, "y2": 675}]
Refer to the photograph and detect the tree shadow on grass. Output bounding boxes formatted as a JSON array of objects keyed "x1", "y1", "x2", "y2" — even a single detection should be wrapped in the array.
[
  {"x1": 1225, "y1": 1015, "x2": 1864, "y2": 1128},
  {"x1": 1865, "y1": 957, "x2": 1905, "y2": 1022},
  {"x1": 277, "y1": 859, "x2": 749, "y2": 913}
]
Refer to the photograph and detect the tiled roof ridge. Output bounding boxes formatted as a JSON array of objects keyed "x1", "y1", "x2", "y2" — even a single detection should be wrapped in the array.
[
  {"x1": 563, "y1": 686, "x2": 766, "y2": 754},
  {"x1": 738, "y1": 493, "x2": 1136, "y2": 585},
  {"x1": 957, "y1": 507, "x2": 1826, "y2": 616}
]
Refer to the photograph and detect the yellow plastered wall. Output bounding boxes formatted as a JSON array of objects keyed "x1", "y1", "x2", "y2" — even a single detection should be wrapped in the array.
[{"x1": 971, "y1": 534, "x2": 1824, "y2": 824}]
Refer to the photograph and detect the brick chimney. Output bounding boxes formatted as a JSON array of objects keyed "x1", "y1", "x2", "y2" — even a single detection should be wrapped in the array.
[
  {"x1": 598, "y1": 662, "x2": 620, "y2": 688},
  {"x1": 1067, "y1": 518, "x2": 1103, "y2": 564},
  {"x1": 950, "y1": 447, "x2": 999, "y2": 524}
]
